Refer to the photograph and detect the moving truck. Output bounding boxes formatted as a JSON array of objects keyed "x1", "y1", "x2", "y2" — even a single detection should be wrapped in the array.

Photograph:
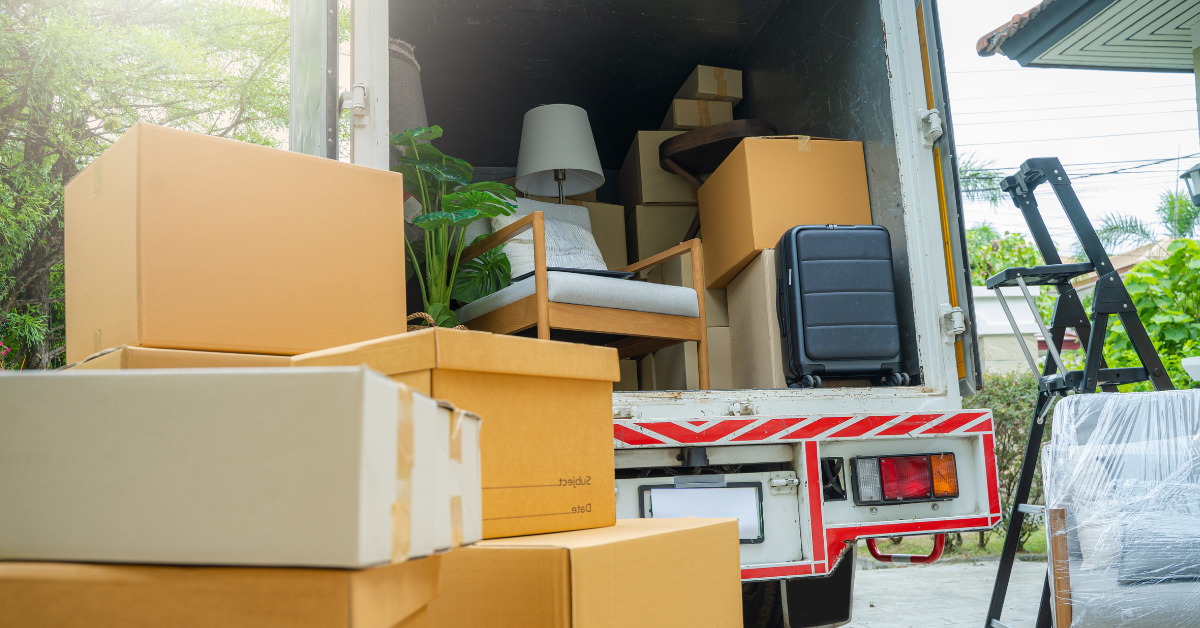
[{"x1": 297, "y1": 1, "x2": 1000, "y2": 626}]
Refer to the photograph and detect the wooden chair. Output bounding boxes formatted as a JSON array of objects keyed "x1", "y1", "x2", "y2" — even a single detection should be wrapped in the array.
[{"x1": 459, "y1": 211, "x2": 710, "y2": 389}]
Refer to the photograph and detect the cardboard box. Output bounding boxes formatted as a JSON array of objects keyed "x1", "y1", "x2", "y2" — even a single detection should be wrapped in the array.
[
  {"x1": 64, "y1": 123, "x2": 407, "y2": 362},
  {"x1": 675, "y1": 65, "x2": 743, "y2": 104},
  {"x1": 650, "y1": 328, "x2": 732, "y2": 391},
  {"x1": 293, "y1": 329, "x2": 620, "y2": 539},
  {"x1": 614, "y1": 359, "x2": 638, "y2": 391},
  {"x1": 427, "y1": 518, "x2": 742, "y2": 628},
  {"x1": 698, "y1": 137, "x2": 871, "y2": 288},
  {"x1": 727, "y1": 249, "x2": 788, "y2": 389},
  {"x1": 662, "y1": 252, "x2": 728, "y2": 326},
  {"x1": 619, "y1": 131, "x2": 696, "y2": 206},
  {"x1": 0, "y1": 555, "x2": 440, "y2": 628},
  {"x1": 661, "y1": 99, "x2": 734, "y2": 131},
  {"x1": 69, "y1": 345, "x2": 291, "y2": 369},
  {"x1": 625, "y1": 205, "x2": 697, "y2": 273},
  {"x1": 0, "y1": 367, "x2": 460, "y2": 567}
]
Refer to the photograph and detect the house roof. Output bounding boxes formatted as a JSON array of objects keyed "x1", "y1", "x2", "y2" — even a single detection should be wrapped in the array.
[
  {"x1": 1074, "y1": 236, "x2": 1176, "y2": 288},
  {"x1": 976, "y1": 0, "x2": 1200, "y2": 72},
  {"x1": 977, "y1": 1, "x2": 1057, "y2": 57}
]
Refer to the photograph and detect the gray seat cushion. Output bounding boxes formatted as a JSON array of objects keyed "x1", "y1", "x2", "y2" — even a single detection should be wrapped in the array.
[{"x1": 455, "y1": 271, "x2": 700, "y2": 323}]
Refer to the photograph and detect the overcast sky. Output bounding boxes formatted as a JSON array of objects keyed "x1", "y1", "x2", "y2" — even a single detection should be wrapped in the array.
[{"x1": 937, "y1": 0, "x2": 1199, "y2": 250}]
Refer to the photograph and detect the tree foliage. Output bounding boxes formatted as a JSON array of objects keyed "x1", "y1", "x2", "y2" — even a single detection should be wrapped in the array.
[
  {"x1": 964, "y1": 370, "x2": 1051, "y2": 551},
  {"x1": 957, "y1": 152, "x2": 1006, "y2": 207},
  {"x1": 1, "y1": 0, "x2": 289, "y2": 368},
  {"x1": 1088, "y1": 238, "x2": 1200, "y2": 390},
  {"x1": 1093, "y1": 191, "x2": 1200, "y2": 252},
  {"x1": 965, "y1": 223, "x2": 1045, "y2": 286}
]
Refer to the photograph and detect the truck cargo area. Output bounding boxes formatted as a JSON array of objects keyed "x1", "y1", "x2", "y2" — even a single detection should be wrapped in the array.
[{"x1": 392, "y1": 0, "x2": 962, "y2": 391}]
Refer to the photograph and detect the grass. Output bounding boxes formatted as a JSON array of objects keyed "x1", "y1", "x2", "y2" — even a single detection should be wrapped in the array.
[{"x1": 855, "y1": 528, "x2": 1047, "y2": 560}]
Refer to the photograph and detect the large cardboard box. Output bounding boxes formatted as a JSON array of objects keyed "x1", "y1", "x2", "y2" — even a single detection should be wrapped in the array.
[
  {"x1": 662, "y1": 252, "x2": 728, "y2": 326},
  {"x1": 70, "y1": 345, "x2": 291, "y2": 369},
  {"x1": 0, "y1": 555, "x2": 440, "y2": 628},
  {"x1": 64, "y1": 123, "x2": 407, "y2": 362},
  {"x1": 651, "y1": 328, "x2": 732, "y2": 391},
  {"x1": 427, "y1": 518, "x2": 742, "y2": 628},
  {"x1": 625, "y1": 204, "x2": 697, "y2": 272},
  {"x1": 661, "y1": 99, "x2": 734, "y2": 131},
  {"x1": 293, "y1": 329, "x2": 620, "y2": 539},
  {"x1": 619, "y1": 131, "x2": 696, "y2": 206},
  {"x1": 0, "y1": 367, "x2": 473, "y2": 567},
  {"x1": 698, "y1": 137, "x2": 871, "y2": 288},
  {"x1": 675, "y1": 65, "x2": 743, "y2": 104},
  {"x1": 614, "y1": 359, "x2": 638, "y2": 391},
  {"x1": 727, "y1": 249, "x2": 788, "y2": 389}
]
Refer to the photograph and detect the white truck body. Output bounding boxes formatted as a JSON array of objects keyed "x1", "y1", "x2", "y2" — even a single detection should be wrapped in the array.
[{"x1": 312, "y1": 0, "x2": 1001, "y2": 601}]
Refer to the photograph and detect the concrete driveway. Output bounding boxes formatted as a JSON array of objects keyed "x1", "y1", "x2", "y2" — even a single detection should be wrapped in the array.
[{"x1": 846, "y1": 560, "x2": 1048, "y2": 628}]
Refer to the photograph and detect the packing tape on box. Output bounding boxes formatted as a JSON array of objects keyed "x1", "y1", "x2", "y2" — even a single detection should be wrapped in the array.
[
  {"x1": 713, "y1": 67, "x2": 727, "y2": 98},
  {"x1": 392, "y1": 384, "x2": 415, "y2": 562},
  {"x1": 797, "y1": 135, "x2": 811, "y2": 152},
  {"x1": 697, "y1": 101, "x2": 711, "y2": 126},
  {"x1": 450, "y1": 495, "x2": 463, "y2": 547}
]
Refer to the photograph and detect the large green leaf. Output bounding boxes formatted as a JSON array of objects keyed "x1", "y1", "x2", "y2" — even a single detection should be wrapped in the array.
[
  {"x1": 396, "y1": 155, "x2": 471, "y2": 187},
  {"x1": 442, "y1": 185, "x2": 517, "y2": 220},
  {"x1": 452, "y1": 236, "x2": 512, "y2": 303},
  {"x1": 425, "y1": 302, "x2": 461, "y2": 328},
  {"x1": 412, "y1": 212, "x2": 456, "y2": 231},
  {"x1": 390, "y1": 126, "x2": 443, "y2": 145}
]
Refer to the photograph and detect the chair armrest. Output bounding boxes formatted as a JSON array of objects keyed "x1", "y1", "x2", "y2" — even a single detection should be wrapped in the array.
[
  {"x1": 620, "y1": 239, "x2": 700, "y2": 274},
  {"x1": 460, "y1": 211, "x2": 544, "y2": 262}
]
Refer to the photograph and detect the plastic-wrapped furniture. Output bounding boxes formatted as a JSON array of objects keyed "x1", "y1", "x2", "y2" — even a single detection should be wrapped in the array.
[
  {"x1": 455, "y1": 199, "x2": 711, "y2": 389},
  {"x1": 1042, "y1": 390, "x2": 1200, "y2": 628}
]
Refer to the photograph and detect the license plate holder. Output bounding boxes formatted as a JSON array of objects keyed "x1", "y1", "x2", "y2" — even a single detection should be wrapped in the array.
[{"x1": 638, "y1": 482, "x2": 765, "y2": 544}]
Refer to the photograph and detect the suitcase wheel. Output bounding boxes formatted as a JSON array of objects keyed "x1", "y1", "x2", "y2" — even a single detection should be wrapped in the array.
[
  {"x1": 790, "y1": 375, "x2": 822, "y2": 389},
  {"x1": 885, "y1": 373, "x2": 910, "y2": 387}
]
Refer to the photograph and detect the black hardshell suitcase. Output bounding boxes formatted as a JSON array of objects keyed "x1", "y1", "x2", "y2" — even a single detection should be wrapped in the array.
[{"x1": 775, "y1": 224, "x2": 907, "y2": 388}]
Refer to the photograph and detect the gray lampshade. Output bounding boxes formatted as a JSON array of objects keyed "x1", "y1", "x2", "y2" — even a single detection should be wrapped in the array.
[{"x1": 515, "y1": 104, "x2": 605, "y2": 196}]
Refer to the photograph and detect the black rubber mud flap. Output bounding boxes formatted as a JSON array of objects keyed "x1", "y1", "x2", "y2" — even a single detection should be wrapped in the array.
[
  {"x1": 781, "y1": 546, "x2": 856, "y2": 628},
  {"x1": 742, "y1": 580, "x2": 785, "y2": 628}
]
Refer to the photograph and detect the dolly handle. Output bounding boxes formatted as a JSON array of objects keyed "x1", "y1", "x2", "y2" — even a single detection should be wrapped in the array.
[{"x1": 865, "y1": 534, "x2": 946, "y2": 564}]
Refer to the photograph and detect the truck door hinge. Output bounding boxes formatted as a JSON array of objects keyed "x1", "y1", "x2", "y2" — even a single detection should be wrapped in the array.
[
  {"x1": 939, "y1": 303, "x2": 965, "y2": 338},
  {"x1": 919, "y1": 108, "x2": 943, "y2": 149},
  {"x1": 341, "y1": 83, "x2": 369, "y2": 127}
]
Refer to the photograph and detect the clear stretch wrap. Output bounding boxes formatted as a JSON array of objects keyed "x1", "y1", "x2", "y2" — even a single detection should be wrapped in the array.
[{"x1": 1043, "y1": 390, "x2": 1200, "y2": 628}]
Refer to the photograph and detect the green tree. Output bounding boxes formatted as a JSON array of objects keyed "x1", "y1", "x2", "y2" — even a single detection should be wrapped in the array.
[
  {"x1": 1, "y1": 0, "x2": 289, "y2": 368},
  {"x1": 1089, "y1": 238, "x2": 1200, "y2": 390},
  {"x1": 964, "y1": 371, "x2": 1050, "y2": 551},
  {"x1": 957, "y1": 152, "x2": 1006, "y2": 206},
  {"x1": 1093, "y1": 190, "x2": 1200, "y2": 252},
  {"x1": 965, "y1": 223, "x2": 1045, "y2": 286}
]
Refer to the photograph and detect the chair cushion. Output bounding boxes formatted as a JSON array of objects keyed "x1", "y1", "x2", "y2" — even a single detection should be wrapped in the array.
[
  {"x1": 455, "y1": 272, "x2": 700, "y2": 323},
  {"x1": 490, "y1": 198, "x2": 608, "y2": 278}
]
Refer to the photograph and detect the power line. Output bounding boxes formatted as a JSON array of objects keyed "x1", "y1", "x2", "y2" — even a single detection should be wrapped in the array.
[
  {"x1": 953, "y1": 84, "x2": 1194, "y2": 101},
  {"x1": 954, "y1": 109, "x2": 1197, "y2": 126},
  {"x1": 952, "y1": 98, "x2": 1194, "y2": 115},
  {"x1": 958, "y1": 128, "x2": 1197, "y2": 146}
]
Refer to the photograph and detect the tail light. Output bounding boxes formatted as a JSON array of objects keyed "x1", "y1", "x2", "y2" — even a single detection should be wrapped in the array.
[{"x1": 851, "y1": 453, "x2": 957, "y2": 505}]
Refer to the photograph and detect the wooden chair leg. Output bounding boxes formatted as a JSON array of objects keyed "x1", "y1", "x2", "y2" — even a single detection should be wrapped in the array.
[
  {"x1": 532, "y1": 212, "x2": 551, "y2": 340},
  {"x1": 692, "y1": 240, "x2": 710, "y2": 390}
]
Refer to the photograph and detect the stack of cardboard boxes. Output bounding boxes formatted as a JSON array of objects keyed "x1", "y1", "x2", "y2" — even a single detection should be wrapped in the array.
[
  {"x1": 619, "y1": 65, "x2": 743, "y2": 391},
  {"x1": 0, "y1": 123, "x2": 744, "y2": 626}
]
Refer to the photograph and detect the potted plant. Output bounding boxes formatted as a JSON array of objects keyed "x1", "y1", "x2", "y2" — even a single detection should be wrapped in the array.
[{"x1": 392, "y1": 126, "x2": 517, "y2": 328}]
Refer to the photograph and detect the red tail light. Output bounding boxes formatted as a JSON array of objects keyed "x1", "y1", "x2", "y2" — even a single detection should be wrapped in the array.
[
  {"x1": 880, "y1": 456, "x2": 932, "y2": 501},
  {"x1": 851, "y1": 453, "x2": 956, "y2": 505}
]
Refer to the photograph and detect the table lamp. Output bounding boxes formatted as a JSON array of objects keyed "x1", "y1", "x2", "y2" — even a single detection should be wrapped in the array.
[{"x1": 515, "y1": 104, "x2": 605, "y2": 203}]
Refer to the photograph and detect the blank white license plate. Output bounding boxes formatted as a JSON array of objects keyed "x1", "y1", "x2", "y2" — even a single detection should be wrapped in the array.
[{"x1": 644, "y1": 486, "x2": 764, "y2": 542}]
